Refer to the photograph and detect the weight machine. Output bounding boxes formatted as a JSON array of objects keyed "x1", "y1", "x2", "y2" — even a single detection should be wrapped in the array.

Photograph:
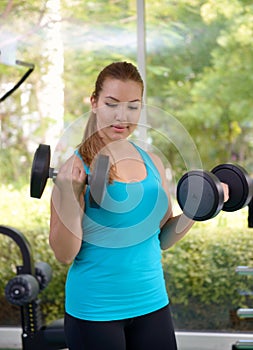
[
  {"x1": 232, "y1": 265, "x2": 253, "y2": 349},
  {"x1": 0, "y1": 225, "x2": 67, "y2": 350}
]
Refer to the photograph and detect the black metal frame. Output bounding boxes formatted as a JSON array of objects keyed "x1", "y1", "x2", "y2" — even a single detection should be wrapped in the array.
[
  {"x1": 0, "y1": 225, "x2": 67, "y2": 350},
  {"x1": 0, "y1": 60, "x2": 35, "y2": 103},
  {"x1": 232, "y1": 266, "x2": 253, "y2": 350}
]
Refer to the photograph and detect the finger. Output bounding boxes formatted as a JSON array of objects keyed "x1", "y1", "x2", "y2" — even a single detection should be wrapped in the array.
[
  {"x1": 72, "y1": 166, "x2": 86, "y2": 183},
  {"x1": 221, "y1": 182, "x2": 229, "y2": 202}
]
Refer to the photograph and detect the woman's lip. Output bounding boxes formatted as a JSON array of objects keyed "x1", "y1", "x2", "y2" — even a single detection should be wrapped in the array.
[{"x1": 111, "y1": 125, "x2": 128, "y2": 131}]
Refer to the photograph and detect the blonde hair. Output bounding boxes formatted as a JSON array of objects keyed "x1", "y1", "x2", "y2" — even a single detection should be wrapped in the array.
[{"x1": 78, "y1": 61, "x2": 144, "y2": 182}]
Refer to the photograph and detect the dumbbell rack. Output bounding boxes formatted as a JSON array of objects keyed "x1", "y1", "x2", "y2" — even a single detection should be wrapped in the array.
[
  {"x1": 0, "y1": 225, "x2": 66, "y2": 350},
  {"x1": 232, "y1": 266, "x2": 253, "y2": 350}
]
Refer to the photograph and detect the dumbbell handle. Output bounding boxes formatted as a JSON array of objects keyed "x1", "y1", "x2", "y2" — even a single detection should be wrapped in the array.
[
  {"x1": 48, "y1": 166, "x2": 90, "y2": 185},
  {"x1": 49, "y1": 167, "x2": 58, "y2": 179}
]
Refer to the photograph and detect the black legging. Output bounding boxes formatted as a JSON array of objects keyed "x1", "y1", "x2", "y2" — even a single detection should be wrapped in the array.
[{"x1": 64, "y1": 304, "x2": 178, "y2": 350}]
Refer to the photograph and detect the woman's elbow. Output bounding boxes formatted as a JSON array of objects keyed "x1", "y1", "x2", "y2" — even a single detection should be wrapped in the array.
[
  {"x1": 48, "y1": 237, "x2": 74, "y2": 265},
  {"x1": 51, "y1": 249, "x2": 74, "y2": 265},
  {"x1": 160, "y1": 240, "x2": 173, "y2": 251}
]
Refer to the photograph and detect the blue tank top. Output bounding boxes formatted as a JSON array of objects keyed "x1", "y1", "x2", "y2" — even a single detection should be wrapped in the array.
[{"x1": 65, "y1": 143, "x2": 169, "y2": 321}]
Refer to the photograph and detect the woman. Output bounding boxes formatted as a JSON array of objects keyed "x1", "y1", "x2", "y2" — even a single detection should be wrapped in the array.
[{"x1": 49, "y1": 61, "x2": 195, "y2": 350}]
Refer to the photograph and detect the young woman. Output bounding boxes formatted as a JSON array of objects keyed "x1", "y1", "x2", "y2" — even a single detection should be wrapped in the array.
[{"x1": 49, "y1": 61, "x2": 197, "y2": 350}]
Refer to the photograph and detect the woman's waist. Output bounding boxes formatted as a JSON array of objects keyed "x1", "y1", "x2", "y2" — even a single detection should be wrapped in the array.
[{"x1": 67, "y1": 263, "x2": 165, "y2": 296}]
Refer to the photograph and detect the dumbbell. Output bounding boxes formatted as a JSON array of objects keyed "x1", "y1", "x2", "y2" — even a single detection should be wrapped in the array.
[
  {"x1": 30, "y1": 144, "x2": 110, "y2": 207},
  {"x1": 177, "y1": 163, "x2": 253, "y2": 221}
]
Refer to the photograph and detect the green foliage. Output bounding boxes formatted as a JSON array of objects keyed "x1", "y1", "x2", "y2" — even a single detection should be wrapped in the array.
[
  {"x1": 163, "y1": 208, "x2": 253, "y2": 329},
  {"x1": 164, "y1": 0, "x2": 253, "y2": 170},
  {"x1": 2, "y1": 0, "x2": 253, "y2": 186}
]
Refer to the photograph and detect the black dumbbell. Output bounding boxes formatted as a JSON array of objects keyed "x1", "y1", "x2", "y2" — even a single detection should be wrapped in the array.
[
  {"x1": 30, "y1": 144, "x2": 110, "y2": 207},
  {"x1": 177, "y1": 164, "x2": 253, "y2": 221}
]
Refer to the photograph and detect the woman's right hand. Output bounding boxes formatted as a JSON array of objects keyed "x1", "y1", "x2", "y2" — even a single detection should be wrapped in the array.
[{"x1": 54, "y1": 155, "x2": 87, "y2": 201}]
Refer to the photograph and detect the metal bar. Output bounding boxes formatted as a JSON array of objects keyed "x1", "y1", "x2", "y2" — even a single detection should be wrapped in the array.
[
  {"x1": 136, "y1": 0, "x2": 147, "y2": 146},
  {"x1": 236, "y1": 266, "x2": 253, "y2": 275},
  {"x1": 137, "y1": 0, "x2": 146, "y2": 102},
  {"x1": 234, "y1": 340, "x2": 253, "y2": 349},
  {"x1": 0, "y1": 225, "x2": 35, "y2": 275},
  {"x1": 0, "y1": 60, "x2": 35, "y2": 103},
  {"x1": 237, "y1": 308, "x2": 253, "y2": 318}
]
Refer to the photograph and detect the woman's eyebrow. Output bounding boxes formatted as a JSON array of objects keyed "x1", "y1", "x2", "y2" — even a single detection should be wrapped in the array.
[{"x1": 105, "y1": 96, "x2": 141, "y2": 102}]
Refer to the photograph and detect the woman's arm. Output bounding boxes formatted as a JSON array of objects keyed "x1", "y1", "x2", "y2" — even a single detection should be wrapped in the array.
[
  {"x1": 49, "y1": 154, "x2": 87, "y2": 264},
  {"x1": 159, "y1": 213, "x2": 195, "y2": 250},
  {"x1": 148, "y1": 152, "x2": 195, "y2": 250}
]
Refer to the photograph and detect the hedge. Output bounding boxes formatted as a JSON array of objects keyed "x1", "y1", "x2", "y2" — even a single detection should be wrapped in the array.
[
  {"x1": 163, "y1": 216, "x2": 253, "y2": 330},
  {"x1": 1, "y1": 184, "x2": 253, "y2": 330}
]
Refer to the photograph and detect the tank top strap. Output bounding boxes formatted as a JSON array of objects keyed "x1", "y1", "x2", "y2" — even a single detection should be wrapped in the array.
[
  {"x1": 75, "y1": 144, "x2": 161, "y2": 182},
  {"x1": 74, "y1": 149, "x2": 90, "y2": 174},
  {"x1": 131, "y1": 142, "x2": 162, "y2": 183}
]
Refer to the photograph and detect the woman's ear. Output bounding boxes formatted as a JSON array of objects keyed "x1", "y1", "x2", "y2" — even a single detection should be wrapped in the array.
[{"x1": 90, "y1": 95, "x2": 97, "y2": 113}]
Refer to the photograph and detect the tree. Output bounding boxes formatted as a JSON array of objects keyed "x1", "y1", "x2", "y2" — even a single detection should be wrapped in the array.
[
  {"x1": 147, "y1": 0, "x2": 253, "y2": 171},
  {"x1": 0, "y1": 0, "x2": 65, "y2": 184}
]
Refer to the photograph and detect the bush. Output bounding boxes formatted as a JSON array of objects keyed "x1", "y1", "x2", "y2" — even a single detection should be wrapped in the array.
[
  {"x1": 163, "y1": 208, "x2": 253, "y2": 330},
  {"x1": 1, "y1": 184, "x2": 253, "y2": 330}
]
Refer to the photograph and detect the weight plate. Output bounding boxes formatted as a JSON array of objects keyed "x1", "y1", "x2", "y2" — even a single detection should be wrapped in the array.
[
  {"x1": 89, "y1": 154, "x2": 110, "y2": 208},
  {"x1": 35, "y1": 261, "x2": 52, "y2": 291},
  {"x1": 30, "y1": 144, "x2": 51, "y2": 198},
  {"x1": 177, "y1": 170, "x2": 224, "y2": 221},
  {"x1": 212, "y1": 164, "x2": 253, "y2": 212},
  {"x1": 5, "y1": 274, "x2": 40, "y2": 306}
]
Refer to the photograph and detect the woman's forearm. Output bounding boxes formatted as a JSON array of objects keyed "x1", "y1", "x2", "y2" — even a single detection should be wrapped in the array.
[
  {"x1": 49, "y1": 186, "x2": 84, "y2": 264},
  {"x1": 159, "y1": 213, "x2": 195, "y2": 250}
]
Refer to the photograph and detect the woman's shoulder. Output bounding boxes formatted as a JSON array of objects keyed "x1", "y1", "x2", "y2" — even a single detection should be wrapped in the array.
[{"x1": 146, "y1": 151, "x2": 164, "y2": 172}]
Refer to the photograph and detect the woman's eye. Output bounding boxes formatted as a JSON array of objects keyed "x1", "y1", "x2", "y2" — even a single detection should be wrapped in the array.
[
  {"x1": 128, "y1": 104, "x2": 140, "y2": 110},
  {"x1": 105, "y1": 102, "x2": 118, "y2": 108}
]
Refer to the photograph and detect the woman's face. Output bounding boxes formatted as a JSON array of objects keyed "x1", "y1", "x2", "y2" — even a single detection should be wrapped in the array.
[{"x1": 91, "y1": 78, "x2": 143, "y2": 143}]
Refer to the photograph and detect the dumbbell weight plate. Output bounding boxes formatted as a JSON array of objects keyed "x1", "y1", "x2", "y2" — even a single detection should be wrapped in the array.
[
  {"x1": 5, "y1": 274, "x2": 40, "y2": 306},
  {"x1": 30, "y1": 143, "x2": 110, "y2": 207},
  {"x1": 89, "y1": 154, "x2": 110, "y2": 208},
  {"x1": 30, "y1": 144, "x2": 51, "y2": 198},
  {"x1": 35, "y1": 261, "x2": 52, "y2": 291},
  {"x1": 212, "y1": 164, "x2": 253, "y2": 212},
  {"x1": 177, "y1": 170, "x2": 224, "y2": 221}
]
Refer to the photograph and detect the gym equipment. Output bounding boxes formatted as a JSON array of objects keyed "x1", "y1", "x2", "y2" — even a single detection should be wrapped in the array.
[
  {"x1": 0, "y1": 55, "x2": 35, "y2": 103},
  {"x1": 35, "y1": 261, "x2": 53, "y2": 291},
  {"x1": 248, "y1": 198, "x2": 253, "y2": 228},
  {"x1": 232, "y1": 266, "x2": 253, "y2": 349},
  {"x1": 5, "y1": 261, "x2": 52, "y2": 305},
  {"x1": 5, "y1": 274, "x2": 40, "y2": 306},
  {"x1": 177, "y1": 163, "x2": 253, "y2": 221},
  {"x1": 30, "y1": 143, "x2": 110, "y2": 207},
  {"x1": 236, "y1": 266, "x2": 253, "y2": 276},
  {"x1": 232, "y1": 340, "x2": 253, "y2": 349},
  {"x1": 237, "y1": 309, "x2": 253, "y2": 319},
  {"x1": 0, "y1": 225, "x2": 66, "y2": 350},
  {"x1": 212, "y1": 164, "x2": 253, "y2": 212}
]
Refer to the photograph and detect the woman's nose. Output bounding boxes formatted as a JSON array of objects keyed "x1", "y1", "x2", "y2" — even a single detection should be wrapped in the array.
[{"x1": 115, "y1": 103, "x2": 128, "y2": 122}]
